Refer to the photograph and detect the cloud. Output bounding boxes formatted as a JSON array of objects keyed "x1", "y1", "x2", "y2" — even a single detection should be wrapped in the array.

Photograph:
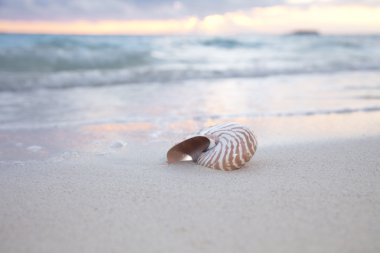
[
  {"x1": 1, "y1": 3, "x2": 380, "y2": 35},
  {"x1": 1, "y1": 0, "x2": 379, "y2": 35},
  {"x1": 1, "y1": 0, "x2": 379, "y2": 21},
  {"x1": 203, "y1": 4, "x2": 380, "y2": 34},
  {"x1": 0, "y1": 0, "x2": 282, "y2": 21}
]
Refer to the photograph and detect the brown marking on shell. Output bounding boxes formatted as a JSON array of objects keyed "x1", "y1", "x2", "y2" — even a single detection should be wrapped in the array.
[{"x1": 167, "y1": 123, "x2": 257, "y2": 171}]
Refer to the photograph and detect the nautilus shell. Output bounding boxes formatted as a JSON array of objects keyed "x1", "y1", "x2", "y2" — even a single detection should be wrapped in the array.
[{"x1": 167, "y1": 123, "x2": 257, "y2": 171}]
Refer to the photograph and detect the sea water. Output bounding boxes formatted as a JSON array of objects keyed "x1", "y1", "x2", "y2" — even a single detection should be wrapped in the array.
[
  {"x1": 0, "y1": 34, "x2": 380, "y2": 159},
  {"x1": 1, "y1": 34, "x2": 380, "y2": 91}
]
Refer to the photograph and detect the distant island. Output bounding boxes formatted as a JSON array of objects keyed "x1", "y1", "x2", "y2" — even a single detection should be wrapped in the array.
[{"x1": 289, "y1": 30, "x2": 320, "y2": 36}]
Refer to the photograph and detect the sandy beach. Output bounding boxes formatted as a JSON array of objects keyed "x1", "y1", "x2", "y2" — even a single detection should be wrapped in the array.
[
  {"x1": 1, "y1": 111, "x2": 380, "y2": 253},
  {"x1": 1, "y1": 34, "x2": 380, "y2": 252}
]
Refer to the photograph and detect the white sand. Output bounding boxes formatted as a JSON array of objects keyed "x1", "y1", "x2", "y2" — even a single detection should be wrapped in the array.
[{"x1": 1, "y1": 136, "x2": 379, "y2": 253}]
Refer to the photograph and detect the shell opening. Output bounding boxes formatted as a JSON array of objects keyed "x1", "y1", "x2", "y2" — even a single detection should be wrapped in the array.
[{"x1": 167, "y1": 136, "x2": 211, "y2": 164}]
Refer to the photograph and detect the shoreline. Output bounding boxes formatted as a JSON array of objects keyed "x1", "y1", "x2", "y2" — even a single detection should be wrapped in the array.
[{"x1": 1, "y1": 110, "x2": 380, "y2": 162}]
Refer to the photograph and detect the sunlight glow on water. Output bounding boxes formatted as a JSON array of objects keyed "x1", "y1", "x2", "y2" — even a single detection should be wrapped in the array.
[{"x1": 1, "y1": 35, "x2": 380, "y2": 161}]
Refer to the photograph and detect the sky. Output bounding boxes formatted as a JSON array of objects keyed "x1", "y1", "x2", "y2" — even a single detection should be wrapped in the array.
[{"x1": 0, "y1": 0, "x2": 379, "y2": 35}]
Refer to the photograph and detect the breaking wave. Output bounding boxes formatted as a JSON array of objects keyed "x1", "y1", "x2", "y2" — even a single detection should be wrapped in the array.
[{"x1": 1, "y1": 34, "x2": 380, "y2": 91}]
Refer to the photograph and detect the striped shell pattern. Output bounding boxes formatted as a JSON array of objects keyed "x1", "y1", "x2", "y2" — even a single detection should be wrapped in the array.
[{"x1": 167, "y1": 123, "x2": 257, "y2": 171}]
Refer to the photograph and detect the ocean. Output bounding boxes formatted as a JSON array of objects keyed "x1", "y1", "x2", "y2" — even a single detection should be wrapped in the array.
[
  {"x1": 0, "y1": 34, "x2": 380, "y2": 158},
  {"x1": 1, "y1": 34, "x2": 380, "y2": 91}
]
